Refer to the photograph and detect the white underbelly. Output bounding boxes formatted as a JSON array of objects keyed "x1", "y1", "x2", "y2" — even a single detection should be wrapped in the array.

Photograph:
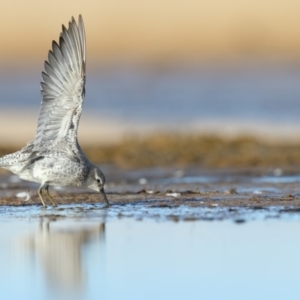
[{"x1": 32, "y1": 157, "x2": 84, "y2": 187}]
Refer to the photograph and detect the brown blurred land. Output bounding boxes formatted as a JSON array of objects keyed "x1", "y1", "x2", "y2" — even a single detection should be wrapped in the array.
[
  {"x1": 1, "y1": 134, "x2": 300, "y2": 169},
  {"x1": 1, "y1": 1, "x2": 300, "y2": 68},
  {"x1": 66, "y1": 135, "x2": 300, "y2": 168}
]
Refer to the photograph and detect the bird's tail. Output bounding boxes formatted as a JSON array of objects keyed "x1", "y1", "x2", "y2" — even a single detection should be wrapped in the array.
[
  {"x1": 0, "y1": 142, "x2": 34, "y2": 168},
  {"x1": 0, "y1": 152, "x2": 18, "y2": 168}
]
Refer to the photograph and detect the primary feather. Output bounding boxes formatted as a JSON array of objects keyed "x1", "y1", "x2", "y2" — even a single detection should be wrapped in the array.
[{"x1": 34, "y1": 15, "x2": 86, "y2": 153}]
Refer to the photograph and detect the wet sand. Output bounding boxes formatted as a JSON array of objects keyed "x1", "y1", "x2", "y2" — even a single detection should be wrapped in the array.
[
  {"x1": 1, "y1": 189, "x2": 300, "y2": 222},
  {"x1": 1, "y1": 162, "x2": 300, "y2": 222}
]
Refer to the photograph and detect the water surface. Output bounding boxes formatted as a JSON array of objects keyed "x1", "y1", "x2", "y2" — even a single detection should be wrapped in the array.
[{"x1": 0, "y1": 218, "x2": 300, "y2": 300}]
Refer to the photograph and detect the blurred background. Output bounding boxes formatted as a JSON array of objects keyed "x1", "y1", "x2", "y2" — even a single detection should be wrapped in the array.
[{"x1": 1, "y1": 1, "x2": 300, "y2": 167}]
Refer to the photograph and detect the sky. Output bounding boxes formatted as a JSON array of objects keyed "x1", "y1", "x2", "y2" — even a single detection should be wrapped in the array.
[{"x1": 1, "y1": 1, "x2": 300, "y2": 69}]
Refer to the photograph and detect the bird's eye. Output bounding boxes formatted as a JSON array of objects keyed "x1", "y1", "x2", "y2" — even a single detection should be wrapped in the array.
[{"x1": 97, "y1": 179, "x2": 100, "y2": 183}]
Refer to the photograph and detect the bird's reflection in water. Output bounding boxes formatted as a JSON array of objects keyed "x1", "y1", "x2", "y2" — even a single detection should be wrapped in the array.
[{"x1": 24, "y1": 218, "x2": 106, "y2": 294}]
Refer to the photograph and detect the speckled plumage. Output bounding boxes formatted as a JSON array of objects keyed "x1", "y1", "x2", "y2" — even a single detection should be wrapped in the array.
[{"x1": 0, "y1": 16, "x2": 108, "y2": 206}]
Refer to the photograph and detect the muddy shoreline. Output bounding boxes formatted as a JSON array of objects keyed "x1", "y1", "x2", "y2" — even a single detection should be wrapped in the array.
[
  {"x1": 0, "y1": 189, "x2": 299, "y2": 208},
  {"x1": 1, "y1": 164, "x2": 300, "y2": 221}
]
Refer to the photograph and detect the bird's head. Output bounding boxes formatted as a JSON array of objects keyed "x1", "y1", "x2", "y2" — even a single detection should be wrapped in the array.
[{"x1": 86, "y1": 166, "x2": 109, "y2": 205}]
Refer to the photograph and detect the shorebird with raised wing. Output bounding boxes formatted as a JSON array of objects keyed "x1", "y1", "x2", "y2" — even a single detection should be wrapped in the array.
[{"x1": 0, "y1": 15, "x2": 109, "y2": 207}]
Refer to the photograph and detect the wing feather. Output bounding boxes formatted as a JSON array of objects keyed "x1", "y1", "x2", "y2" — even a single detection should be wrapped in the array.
[
  {"x1": 44, "y1": 64, "x2": 63, "y2": 88},
  {"x1": 33, "y1": 15, "x2": 86, "y2": 152}
]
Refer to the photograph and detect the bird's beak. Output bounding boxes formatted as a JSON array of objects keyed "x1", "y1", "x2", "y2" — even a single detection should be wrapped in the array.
[{"x1": 100, "y1": 187, "x2": 109, "y2": 205}]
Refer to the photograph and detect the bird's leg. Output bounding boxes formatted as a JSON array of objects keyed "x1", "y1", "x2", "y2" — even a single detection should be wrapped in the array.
[
  {"x1": 38, "y1": 184, "x2": 46, "y2": 207},
  {"x1": 45, "y1": 185, "x2": 57, "y2": 206}
]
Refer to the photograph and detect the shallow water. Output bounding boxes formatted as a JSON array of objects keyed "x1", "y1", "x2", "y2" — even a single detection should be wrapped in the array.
[
  {"x1": 1, "y1": 218, "x2": 300, "y2": 300},
  {"x1": 1, "y1": 168, "x2": 300, "y2": 299}
]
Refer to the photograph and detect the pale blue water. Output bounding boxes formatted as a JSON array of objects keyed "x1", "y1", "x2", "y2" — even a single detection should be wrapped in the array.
[
  {"x1": 0, "y1": 218, "x2": 300, "y2": 300},
  {"x1": 1, "y1": 64, "x2": 300, "y2": 126}
]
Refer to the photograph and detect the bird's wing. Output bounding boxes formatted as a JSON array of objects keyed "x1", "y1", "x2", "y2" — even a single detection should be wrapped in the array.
[{"x1": 33, "y1": 15, "x2": 86, "y2": 152}]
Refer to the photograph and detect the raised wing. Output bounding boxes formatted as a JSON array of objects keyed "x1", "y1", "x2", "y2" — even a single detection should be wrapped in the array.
[{"x1": 33, "y1": 15, "x2": 86, "y2": 152}]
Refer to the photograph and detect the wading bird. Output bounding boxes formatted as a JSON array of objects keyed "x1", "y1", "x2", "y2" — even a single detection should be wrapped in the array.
[{"x1": 0, "y1": 15, "x2": 109, "y2": 207}]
